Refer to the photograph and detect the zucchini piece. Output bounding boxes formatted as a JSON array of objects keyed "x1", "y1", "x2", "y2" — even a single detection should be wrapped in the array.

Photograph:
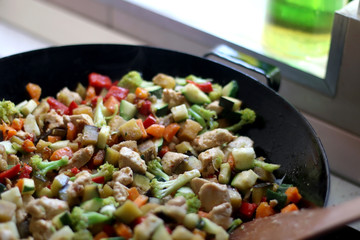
[
  {"x1": 82, "y1": 125, "x2": 99, "y2": 145},
  {"x1": 51, "y1": 174, "x2": 70, "y2": 196},
  {"x1": 0, "y1": 141, "x2": 17, "y2": 154},
  {"x1": 152, "y1": 223, "x2": 172, "y2": 240},
  {"x1": 0, "y1": 187, "x2": 23, "y2": 207},
  {"x1": 232, "y1": 147, "x2": 255, "y2": 171},
  {"x1": 97, "y1": 125, "x2": 110, "y2": 149},
  {"x1": 218, "y1": 163, "x2": 231, "y2": 184},
  {"x1": 24, "y1": 114, "x2": 40, "y2": 137},
  {"x1": 175, "y1": 77, "x2": 187, "y2": 86},
  {"x1": 153, "y1": 138, "x2": 164, "y2": 153},
  {"x1": 182, "y1": 83, "x2": 211, "y2": 105},
  {"x1": 175, "y1": 141, "x2": 197, "y2": 156},
  {"x1": 114, "y1": 200, "x2": 142, "y2": 224},
  {"x1": 82, "y1": 184, "x2": 100, "y2": 202},
  {"x1": 219, "y1": 96, "x2": 242, "y2": 112},
  {"x1": 152, "y1": 101, "x2": 169, "y2": 117},
  {"x1": 21, "y1": 178, "x2": 35, "y2": 195},
  {"x1": 140, "y1": 80, "x2": 155, "y2": 88},
  {"x1": 49, "y1": 226, "x2": 74, "y2": 240},
  {"x1": 222, "y1": 80, "x2": 239, "y2": 97},
  {"x1": 52, "y1": 211, "x2": 72, "y2": 229},
  {"x1": 119, "y1": 100, "x2": 137, "y2": 120},
  {"x1": 145, "y1": 85, "x2": 163, "y2": 99},
  {"x1": 81, "y1": 197, "x2": 104, "y2": 212},
  {"x1": 0, "y1": 200, "x2": 17, "y2": 222},
  {"x1": 132, "y1": 173, "x2": 151, "y2": 194},
  {"x1": 20, "y1": 99, "x2": 38, "y2": 116},
  {"x1": 49, "y1": 140, "x2": 70, "y2": 151},
  {"x1": 231, "y1": 169, "x2": 259, "y2": 192},
  {"x1": 105, "y1": 147, "x2": 120, "y2": 166},
  {"x1": 171, "y1": 104, "x2": 188, "y2": 122}
]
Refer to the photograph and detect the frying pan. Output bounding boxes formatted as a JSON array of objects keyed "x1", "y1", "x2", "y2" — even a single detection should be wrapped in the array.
[{"x1": 0, "y1": 44, "x2": 329, "y2": 206}]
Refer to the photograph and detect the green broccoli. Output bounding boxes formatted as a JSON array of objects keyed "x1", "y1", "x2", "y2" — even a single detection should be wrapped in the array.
[
  {"x1": 91, "y1": 162, "x2": 118, "y2": 182},
  {"x1": 175, "y1": 187, "x2": 201, "y2": 213},
  {"x1": 30, "y1": 155, "x2": 68, "y2": 178},
  {"x1": 71, "y1": 206, "x2": 111, "y2": 231},
  {"x1": 71, "y1": 229, "x2": 93, "y2": 240},
  {"x1": 0, "y1": 100, "x2": 19, "y2": 124},
  {"x1": 118, "y1": 71, "x2": 143, "y2": 93},
  {"x1": 190, "y1": 105, "x2": 217, "y2": 121},
  {"x1": 226, "y1": 108, "x2": 256, "y2": 132},
  {"x1": 147, "y1": 159, "x2": 169, "y2": 181},
  {"x1": 150, "y1": 169, "x2": 200, "y2": 199}
]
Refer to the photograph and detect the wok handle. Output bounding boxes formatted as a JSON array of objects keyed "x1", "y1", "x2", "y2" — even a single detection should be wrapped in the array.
[{"x1": 204, "y1": 44, "x2": 281, "y2": 91}]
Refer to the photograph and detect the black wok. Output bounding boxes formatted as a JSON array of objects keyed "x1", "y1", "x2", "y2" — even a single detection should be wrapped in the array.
[{"x1": 0, "y1": 44, "x2": 329, "y2": 207}]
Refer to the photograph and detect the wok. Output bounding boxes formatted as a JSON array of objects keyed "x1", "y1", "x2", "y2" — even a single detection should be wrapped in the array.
[{"x1": 0, "y1": 43, "x2": 329, "y2": 227}]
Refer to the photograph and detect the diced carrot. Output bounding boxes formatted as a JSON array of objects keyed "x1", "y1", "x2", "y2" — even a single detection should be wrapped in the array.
[
  {"x1": 0, "y1": 123, "x2": 17, "y2": 140},
  {"x1": 22, "y1": 139, "x2": 36, "y2": 153},
  {"x1": 163, "y1": 123, "x2": 180, "y2": 142},
  {"x1": 136, "y1": 119, "x2": 148, "y2": 139},
  {"x1": 85, "y1": 86, "x2": 97, "y2": 102},
  {"x1": 193, "y1": 229, "x2": 207, "y2": 238},
  {"x1": 11, "y1": 118, "x2": 24, "y2": 131},
  {"x1": 135, "y1": 87, "x2": 149, "y2": 99},
  {"x1": 114, "y1": 223, "x2": 133, "y2": 239},
  {"x1": 104, "y1": 95, "x2": 120, "y2": 114},
  {"x1": 227, "y1": 153, "x2": 235, "y2": 170},
  {"x1": 93, "y1": 231, "x2": 108, "y2": 240},
  {"x1": 146, "y1": 124, "x2": 165, "y2": 138},
  {"x1": 47, "y1": 135, "x2": 62, "y2": 143},
  {"x1": 281, "y1": 203, "x2": 299, "y2": 213},
  {"x1": 50, "y1": 147, "x2": 73, "y2": 161},
  {"x1": 92, "y1": 150, "x2": 105, "y2": 166},
  {"x1": 198, "y1": 211, "x2": 209, "y2": 219},
  {"x1": 285, "y1": 186, "x2": 302, "y2": 204},
  {"x1": 127, "y1": 187, "x2": 140, "y2": 201},
  {"x1": 133, "y1": 195, "x2": 149, "y2": 208},
  {"x1": 66, "y1": 122, "x2": 77, "y2": 141},
  {"x1": 15, "y1": 178, "x2": 24, "y2": 193},
  {"x1": 255, "y1": 202, "x2": 276, "y2": 219},
  {"x1": 26, "y1": 83, "x2": 42, "y2": 101}
]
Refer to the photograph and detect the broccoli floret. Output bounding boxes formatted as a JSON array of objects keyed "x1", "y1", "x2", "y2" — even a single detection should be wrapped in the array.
[
  {"x1": 118, "y1": 71, "x2": 143, "y2": 93},
  {"x1": 175, "y1": 187, "x2": 201, "y2": 213},
  {"x1": 102, "y1": 196, "x2": 119, "y2": 207},
  {"x1": 226, "y1": 108, "x2": 256, "y2": 132},
  {"x1": 190, "y1": 105, "x2": 217, "y2": 121},
  {"x1": 72, "y1": 229, "x2": 93, "y2": 240},
  {"x1": 91, "y1": 162, "x2": 118, "y2": 182},
  {"x1": 71, "y1": 206, "x2": 110, "y2": 231},
  {"x1": 147, "y1": 159, "x2": 169, "y2": 181},
  {"x1": 30, "y1": 155, "x2": 68, "y2": 178},
  {"x1": 150, "y1": 169, "x2": 200, "y2": 199},
  {"x1": 0, "y1": 100, "x2": 19, "y2": 124}
]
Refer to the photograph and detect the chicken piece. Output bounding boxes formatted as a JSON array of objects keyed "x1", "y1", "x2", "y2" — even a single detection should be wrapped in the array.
[
  {"x1": 56, "y1": 87, "x2": 82, "y2": 106},
  {"x1": 208, "y1": 202, "x2": 233, "y2": 229},
  {"x1": 112, "y1": 167, "x2": 134, "y2": 186},
  {"x1": 29, "y1": 219, "x2": 54, "y2": 240},
  {"x1": 40, "y1": 109, "x2": 65, "y2": 131},
  {"x1": 162, "y1": 88, "x2": 186, "y2": 108},
  {"x1": 133, "y1": 214, "x2": 164, "y2": 240},
  {"x1": 206, "y1": 100, "x2": 223, "y2": 115},
  {"x1": 63, "y1": 114, "x2": 94, "y2": 132},
  {"x1": 0, "y1": 159, "x2": 7, "y2": 171},
  {"x1": 198, "y1": 182, "x2": 230, "y2": 212},
  {"x1": 60, "y1": 145, "x2": 94, "y2": 172},
  {"x1": 198, "y1": 147, "x2": 224, "y2": 177},
  {"x1": 26, "y1": 196, "x2": 69, "y2": 220},
  {"x1": 113, "y1": 182, "x2": 129, "y2": 204},
  {"x1": 66, "y1": 170, "x2": 92, "y2": 199},
  {"x1": 7, "y1": 154, "x2": 20, "y2": 165},
  {"x1": 192, "y1": 129, "x2": 236, "y2": 152},
  {"x1": 161, "y1": 152, "x2": 188, "y2": 175},
  {"x1": 153, "y1": 73, "x2": 176, "y2": 89},
  {"x1": 158, "y1": 113, "x2": 174, "y2": 126},
  {"x1": 223, "y1": 136, "x2": 254, "y2": 159},
  {"x1": 138, "y1": 140, "x2": 156, "y2": 162},
  {"x1": 16, "y1": 195, "x2": 34, "y2": 224},
  {"x1": 112, "y1": 140, "x2": 138, "y2": 152},
  {"x1": 163, "y1": 196, "x2": 188, "y2": 223},
  {"x1": 119, "y1": 147, "x2": 147, "y2": 174},
  {"x1": 190, "y1": 177, "x2": 211, "y2": 195}
]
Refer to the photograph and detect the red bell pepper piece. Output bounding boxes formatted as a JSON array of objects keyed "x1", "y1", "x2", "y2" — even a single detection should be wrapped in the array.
[
  {"x1": 105, "y1": 86, "x2": 129, "y2": 102},
  {"x1": 239, "y1": 202, "x2": 258, "y2": 220},
  {"x1": 88, "y1": 72, "x2": 112, "y2": 89},
  {"x1": 0, "y1": 164, "x2": 21, "y2": 183},
  {"x1": 47, "y1": 97, "x2": 69, "y2": 115},
  {"x1": 158, "y1": 145, "x2": 170, "y2": 158},
  {"x1": 71, "y1": 167, "x2": 80, "y2": 175},
  {"x1": 138, "y1": 100, "x2": 152, "y2": 116},
  {"x1": 92, "y1": 176, "x2": 105, "y2": 184},
  {"x1": 67, "y1": 101, "x2": 78, "y2": 115},
  {"x1": 143, "y1": 114, "x2": 157, "y2": 129},
  {"x1": 186, "y1": 80, "x2": 213, "y2": 93},
  {"x1": 19, "y1": 163, "x2": 32, "y2": 179}
]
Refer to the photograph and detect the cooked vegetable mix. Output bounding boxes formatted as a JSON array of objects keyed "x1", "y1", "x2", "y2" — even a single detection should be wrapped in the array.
[{"x1": 0, "y1": 71, "x2": 302, "y2": 240}]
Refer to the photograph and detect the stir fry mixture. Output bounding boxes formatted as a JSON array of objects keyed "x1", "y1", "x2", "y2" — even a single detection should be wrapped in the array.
[{"x1": 0, "y1": 71, "x2": 303, "y2": 240}]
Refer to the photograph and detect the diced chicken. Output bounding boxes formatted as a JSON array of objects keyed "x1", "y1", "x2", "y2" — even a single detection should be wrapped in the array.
[
  {"x1": 40, "y1": 109, "x2": 65, "y2": 131},
  {"x1": 60, "y1": 145, "x2": 94, "y2": 172},
  {"x1": 206, "y1": 100, "x2": 223, "y2": 115},
  {"x1": 66, "y1": 170, "x2": 92, "y2": 199},
  {"x1": 158, "y1": 113, "x2": 174, "y2": 126},
  {"x1": 198, "y1": 182, "x2": 230, "y2": 212},
  {"x1": 190, "y1": 177, "x2": 211, "y2": 195},
  {"x1": 108, "y1": 115, "x2": 126, "y2": 133},
  {"x1": 29, "y1": 219, "x2": 54, "y2": 240},
  {"x1": 192, "y1": 129, "x2": 236, "y2": 152},
  {"x1": 113, "y1": 182, "x2": 129, "y2": 204},
  {"x1": 63, "y1": 114, "x2": 94, "y2": 132},
  {"x1": 163, "y1": 196, "x2": 188, "y2": 223},
  {"x1": 7, "y1": 154, "x2": 20, "y2": 165},
  {"x1": 112, "y1": 140, "x2": 138, "y2": 152},
  {"x1": 56, "y1": 87, "x2": 82, "y2": 106},
  {"x1": 198, "y1": 147, "x2": 224, "y2": 177},
  {"x1": 153, "y1": 73, "x2": 176, "y2": 89},
  {"x1": 138, "y1": 140, "x2": 156, "y2": 162},
  {"x1": 119, "y1": 147, "x2": 147, "y2": 174},
  {"x1": 0, "y1": 145, "x2": 9, "y2": 171},
  {"x1": 26, "y1": 196, "x2": 69, "y2": 220},
  {"x1": 161, "y1": 152, "x2": 188, "y2": 175},
  {"x1": 16, "y1": 195, "x2": 34, "y2": 224},
  {"x1": 133, "y1": 214, "x2": 164, "y2": 240},
  {"x1": 208, "y1": 202, "x2": 233, "y2": 229},
  {"x1": 162, "y1": 88, "x2": 186, "y2": 108},
  {"x1": 112, "y1": 167, "x2": 134, "y2": 186},
  {"x1": 0, "y1": 159, "x2": 7, "y2": 172}
]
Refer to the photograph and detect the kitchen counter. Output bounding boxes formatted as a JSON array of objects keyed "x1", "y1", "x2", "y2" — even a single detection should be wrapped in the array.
[{"x1": 1, "y1": 0, "x2": 360, "y2": 232}]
